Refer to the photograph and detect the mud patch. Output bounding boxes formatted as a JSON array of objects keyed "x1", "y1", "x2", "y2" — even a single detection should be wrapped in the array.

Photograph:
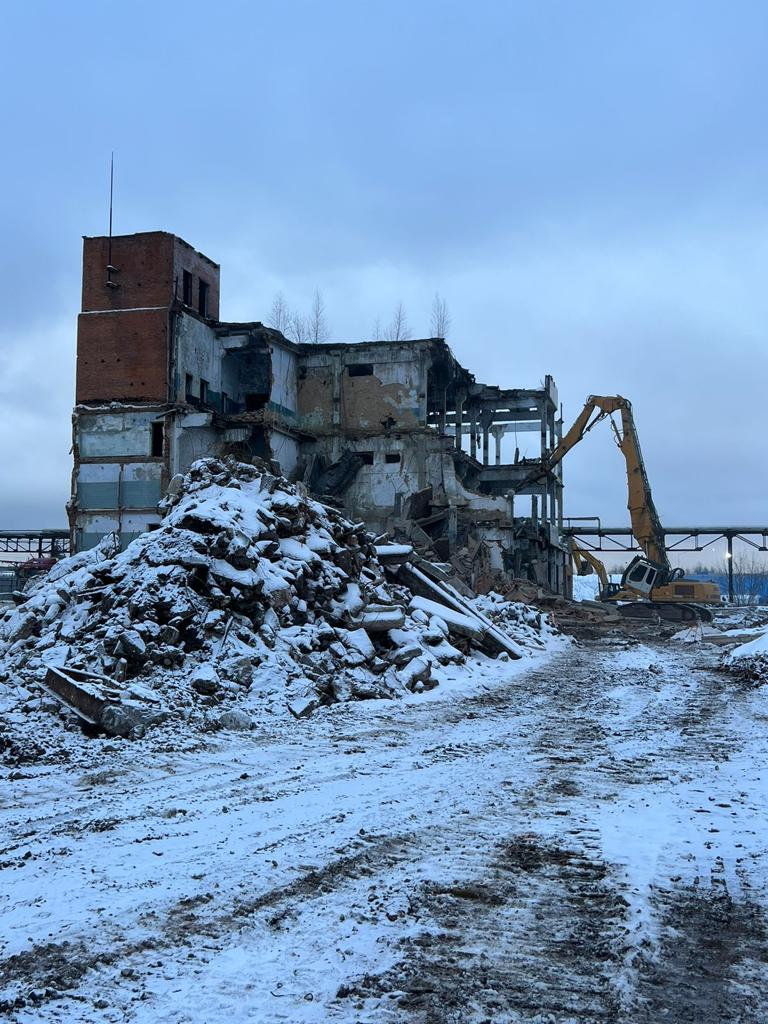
[{"x1": 636, "y1": 886, "x2": 768, "y2": 1023}]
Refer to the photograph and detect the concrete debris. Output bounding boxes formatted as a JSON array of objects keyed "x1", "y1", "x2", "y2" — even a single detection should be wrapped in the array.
[
  {"x1": 0, "y1": 458, "x2": 562, "y2": 753},
  {"x1": 40, "y1": 665, "x2": 162, "y2": 739}
]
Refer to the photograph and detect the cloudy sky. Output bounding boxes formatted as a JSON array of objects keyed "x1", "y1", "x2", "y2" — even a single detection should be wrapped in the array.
[{"x1": 1, "y1": 0, "x2": 766, "y2": 552}]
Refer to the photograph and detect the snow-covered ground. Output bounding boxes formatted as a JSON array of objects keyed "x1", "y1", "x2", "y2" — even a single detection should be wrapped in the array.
[{"x1": 2, "y1": 637, "x2": 768, "y2": 1022}]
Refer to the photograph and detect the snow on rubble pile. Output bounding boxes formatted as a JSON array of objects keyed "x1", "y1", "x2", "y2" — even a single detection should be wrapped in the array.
[
  {"x1": 725, "y1": 628, "x2": 768, "y2": 683},
  {"x1": 0, "y1": 458, "x2": 563, "y2": 761}
]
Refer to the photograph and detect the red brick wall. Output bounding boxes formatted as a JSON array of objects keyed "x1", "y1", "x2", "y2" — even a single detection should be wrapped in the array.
[
  {"x1": 81, "y1": 232, "x2": 176, "y2": 312},
  {"x1": 76, "y1": 308, "x2": 169, "y2": 403},
  {"x1": 173, "y1": 237, "x2": 220, "y2": 319},
  {"x1": 77, "y1": 231, "x2": 220, "y2": 403}
]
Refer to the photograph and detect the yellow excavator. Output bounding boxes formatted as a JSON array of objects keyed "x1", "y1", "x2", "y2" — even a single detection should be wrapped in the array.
[{"x1": 520, "y1": 395, "x2": 721, "y2": 623}]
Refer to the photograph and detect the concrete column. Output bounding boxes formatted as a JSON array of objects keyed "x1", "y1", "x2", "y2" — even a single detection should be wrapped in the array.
[
  {"x1": 492, "y1": 426, "x2": 503, "y2": 465},
  {"x1": 540, "y1": 400, "x2": 547, "y2": 457},
  {"x1": 470, "y1": 410, "x2": 477, "y2": 460},
  {"x1": 454, "y1": 395, "x2": 464, "y2": 450},
  {"x1": 438, "y1": 389, "x2": 447, "y2": 436},
  {"x1": 448, "y1": 506, "x2": 458, "y2": 547},
  {"x1": 482, "y1": 427, "x2": 489, "y2": 466}
]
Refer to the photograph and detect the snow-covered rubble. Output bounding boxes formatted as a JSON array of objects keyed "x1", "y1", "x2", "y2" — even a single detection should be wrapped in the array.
[
  {"x1": 0, "y1": 458, "x2": 564, "y2": 763},
  {"x1": 725, "y1": 627, "x2": 768, "y2": 683}
]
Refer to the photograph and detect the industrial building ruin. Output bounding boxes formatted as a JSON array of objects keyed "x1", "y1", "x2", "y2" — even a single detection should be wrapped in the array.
[{"x1": 69, "y1": 231, "x2": 569, "y2": 593}]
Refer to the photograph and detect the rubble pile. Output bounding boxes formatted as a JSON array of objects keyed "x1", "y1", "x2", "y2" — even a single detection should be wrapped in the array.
[
  {"x1": 0, "y1": 458, "x2": 563, "y2": 759},
  {"x1": 725, "y1": 629, "x2": 768, "y2": 683}
]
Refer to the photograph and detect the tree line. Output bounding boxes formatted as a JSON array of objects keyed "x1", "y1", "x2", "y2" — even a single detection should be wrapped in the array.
[{"x1": 267, "y1": 291, "x2": 451, "y2": 344}]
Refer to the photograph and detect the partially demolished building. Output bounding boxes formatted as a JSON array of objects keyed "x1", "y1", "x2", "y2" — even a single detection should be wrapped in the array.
[{"x1": 70, "y1": 231, "x2": 569, "y2": 594}]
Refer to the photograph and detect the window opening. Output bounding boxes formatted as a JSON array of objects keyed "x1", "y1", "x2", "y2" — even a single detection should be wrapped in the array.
[
  {"x1": 385, "y1": 453, "x2": 401, "y2": 464},
  {"x1": 357, "y1": 451, "x2": 374, "y2": 465},
  {"x1": 198, "y1": 279, "x2": 210, "y2": 317},
  {"x1": 185, "y1": 374, "x2": 194, "y2": 400},
  {"x1": 347, "y1": 363, "x2": 374, "y2": 377},
  {"x1": 151, "y1": 421, "x2": 164, "y2": 457},
  {"x1": 182, "y1": 270, "x2": 193, "y2": 305},
  {"x1": 200, "y1": 378, "x2": 209, "y2": 404}
]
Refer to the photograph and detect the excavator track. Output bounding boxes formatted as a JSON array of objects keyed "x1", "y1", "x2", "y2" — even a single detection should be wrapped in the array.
[{"x1": 617, "y1": 602, "x2": 714, "y2": 624}]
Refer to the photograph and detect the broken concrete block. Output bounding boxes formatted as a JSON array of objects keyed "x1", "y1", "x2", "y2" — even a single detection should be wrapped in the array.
[
  {"x1": 217, "y1": 708, "x2": 252, "y2": 731},
  {"x1": 357, "y1": 606, "x2": 406, "y2": 633},
  {"x1": 99, "y1": 701, "x2": 155, "y2": 739},
  {"x1": 342, "y1": 628, "x2": 376, "y2": 660},
  {"x1": 11, "y1": 612, "x2": 41, "y2": 642},
  {"x1": 116, "y1": 629, "x2": 147, "y2": 662},
  {"x1": 190, "y1": 663, "x2": 220, "y2": 695},
  {"x1": 220, "y1": 655, "x2": 255, "y2": 687},
  {"x1": 397, "y1": 656, "x2": 433, "y2": 692},
  {"x1": 159, "y1": 624, "x2": 181, "y2": 645},
  {"x1": 288, "y1": 694, "x2": 319, "y2": 719},
  {"x1": 388, "y1": 642, "x2": 423, "y2": 667}
]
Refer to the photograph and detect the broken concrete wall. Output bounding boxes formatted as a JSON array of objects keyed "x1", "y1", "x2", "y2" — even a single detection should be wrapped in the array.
[
  {"x1": 71, "y1": 406, "x2": 168, "y2": 551},
  {"x1": 297, "y1": 341, "x2": 432, "y2": 433}
]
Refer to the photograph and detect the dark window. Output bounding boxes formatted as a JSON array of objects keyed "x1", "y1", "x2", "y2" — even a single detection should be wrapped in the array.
[
  {"x1": 357, "y1": 451, "x2": 374, "y2": 465},
  {"x1": 200, "y1": 378, "x2": 209, "y2": 404},
  {"x1": 385, "y1": 453, "x2": 401, "y2": 464},
  {"x1": 185, "y1": 373, "x2": 194, "y2": 400},
  {"x1": 347, "y1": 363, "x2": 374, "y2": 377},
  {"x1": 245, "y1": 392, "x2": 267, "y2": 412},
  {"x1": 221, "y1": 391, "x2": 229, "y2": 413},
  {"x1": 198, "y1": 280, "x2": 210, "y2": 317},
  {"x1": 182, "y1": 270, "x2": 193, "y2": 305},
  {"x1": 628, "y1": 564, "x2": 647, "y2": 583},
  {"x1": 151, "y1": 421, "x2": 164, "y2": 457}
]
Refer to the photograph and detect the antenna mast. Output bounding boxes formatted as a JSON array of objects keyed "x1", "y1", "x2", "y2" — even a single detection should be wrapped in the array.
[{"x1": 106, "y1": 152, "x2": 119, "y2": 288}]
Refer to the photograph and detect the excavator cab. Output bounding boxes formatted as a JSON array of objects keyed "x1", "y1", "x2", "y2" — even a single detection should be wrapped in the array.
[{"x1": 620, "y1": 555, "x2": 665, "y2": 596}]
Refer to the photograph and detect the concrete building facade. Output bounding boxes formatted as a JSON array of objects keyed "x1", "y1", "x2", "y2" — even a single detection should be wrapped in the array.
[{"x1": 69, "y1": 231, "x2": 568, "y2": 593}]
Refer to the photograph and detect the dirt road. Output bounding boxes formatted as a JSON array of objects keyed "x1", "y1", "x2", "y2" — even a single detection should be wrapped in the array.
[{"x1": 2, "y1": 638, "x2": 767, "y2": 1022}]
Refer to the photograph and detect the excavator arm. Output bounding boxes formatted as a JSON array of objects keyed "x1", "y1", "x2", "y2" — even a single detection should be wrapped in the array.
[
  {"x1": 570, "y1": 538, "x2": 610, "y2": 592},
  {"x1": 517, "y1": 395, "x2": 673, "y2": 578}
]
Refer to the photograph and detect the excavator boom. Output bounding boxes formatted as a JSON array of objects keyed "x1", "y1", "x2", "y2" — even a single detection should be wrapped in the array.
[
  {"x1": 518, "y1": 395, "x2": 671, "y2": 576},
  {"x1": 516, "y1": 392, "x2": 721, "y2": 614}
]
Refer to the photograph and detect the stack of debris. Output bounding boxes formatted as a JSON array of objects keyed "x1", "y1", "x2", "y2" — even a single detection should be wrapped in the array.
[
  {"x1": 724, "y1": 629, "x2": 768, "y2": 683},
  {"x1": 0, "y1": 458, "x2": 564, "y2": 754}
]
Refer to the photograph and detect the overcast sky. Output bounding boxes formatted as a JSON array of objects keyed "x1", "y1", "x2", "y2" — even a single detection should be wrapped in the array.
[{"x1": 1, "y1": 0, "x2": 766, "y2": 556}]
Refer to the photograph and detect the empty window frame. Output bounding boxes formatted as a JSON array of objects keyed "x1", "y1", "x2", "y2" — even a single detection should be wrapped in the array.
[
  {"x1": 221, "y1": 391, "x2": 229, "y2": 414},
  {"x1": 347, "y1": 363, "x2": 374, "y2": 377},
  {"x1": 385, "y1": 452, "x2": 401, "y2": 464},
  {"x1": 200, "y1": 378, "x2": 210, "y2": 405},
  {"x1": 185, "y1": 373, "x2": 194, "y2": 401},
  {"x1": 151, "y1": 421, "x2": 164, "y2": 457},
  {"x1": 198, "y1": 279, "x2": 210, "y2": 317},
  {"x1": 182, "y1": 270, "x2": 193, "y2": 305},
  {"x1": 357, "y1": 451, "x2": 374, "y2": 465}
]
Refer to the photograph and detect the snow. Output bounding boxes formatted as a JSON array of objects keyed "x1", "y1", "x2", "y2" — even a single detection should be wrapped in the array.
[
  {"x1": 727, "y1": 629, "x2": 768, "y2": 661},
  {"x1": 2, "y1": 639, "x2": 767, "y2": 1020},
  {"x1": 571, "y1": 573, "x2": 622, "y2": 602}
]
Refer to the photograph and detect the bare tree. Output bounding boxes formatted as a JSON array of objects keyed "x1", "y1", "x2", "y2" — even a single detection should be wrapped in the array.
[
  {"x1": 268, "y1": 292, "x2": 291, "y2": 334},
  {"x1": 387, "y1": 301, "x2": 412, "y2": 342},
  {"x1": 372, "y1": 314, "x2": 383, "y2": 340},
  {"x1": 308, "y1": 289, "x2": 330, "y2": 344},
  {"x1": 430, "y1": 293, "x2": 450, "y2": 338},
  {"x1": 289, "y1": 312, "x2": 310, "y2": 344}
]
